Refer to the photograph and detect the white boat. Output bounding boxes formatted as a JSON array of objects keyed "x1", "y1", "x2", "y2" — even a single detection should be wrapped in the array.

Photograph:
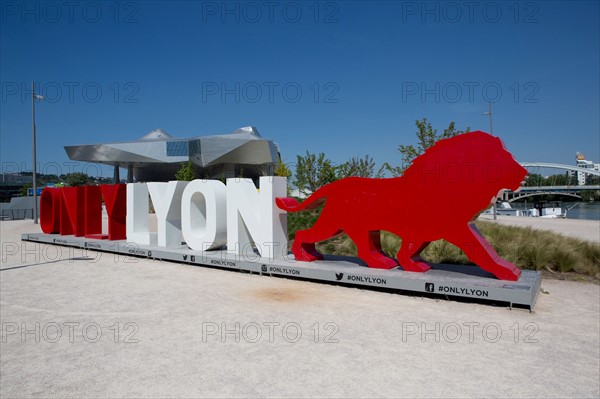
[
  {"x1": 494, "y1": 202, "x2": 537, "y2": 217},
  {"x1": 534, "y1": 201, "x2": 567, "y2": 218},
  {"x1": 490, "y1": 201, "x2": 568, "y2": 218}
]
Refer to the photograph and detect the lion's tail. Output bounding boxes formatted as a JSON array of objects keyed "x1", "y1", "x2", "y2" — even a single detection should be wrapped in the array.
[{"x1": 276, "y1": 186, "x2": 330, "y2": 213}]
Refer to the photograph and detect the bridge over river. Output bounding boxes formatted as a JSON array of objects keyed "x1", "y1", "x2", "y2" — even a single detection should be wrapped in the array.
[{"x1": 502, "y1": 162, "x2": 600, "y2": 202}]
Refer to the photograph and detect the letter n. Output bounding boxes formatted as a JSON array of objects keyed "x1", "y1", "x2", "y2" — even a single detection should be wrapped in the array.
[
  {"x1": 84, "y1": 185, "x2": 102, "y2": 237},
  {"x1": 226, "y1": 177, "x2": 287, "y2": 259},
  {"x1": 101, "y1": 184, "x2": 126, "y2": 240},
  {"x1": 61, "y1": 186, "x2": 86, "y2": 236}
]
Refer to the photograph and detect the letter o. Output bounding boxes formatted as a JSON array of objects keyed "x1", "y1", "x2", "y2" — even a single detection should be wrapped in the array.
[
  {"x1": 42, "y1": 322, "x2": 62, "y2": 343},
  {"x1": 482, "y1": 2, "x2": 502, "y2": 23},
  {"x1": 443, "y1": 162, "x2": 461, "y2": 183},
  {"x1": 82, "y1": 82, "x2": 102, "y2": 103},
  {"x1": 442, "y1": 82, "x2": 461, "y2": 103},
  {"x1": 40, "y1": 188, "x2": 62, "y2": 233},
  {"x1": 282, "y1": 322, "x2": 302, "y2": 343},
  {"x1": 282, "y1": 2, "x2": 301, "y2": 22},
  {"x1": 242, "y1": 322, "x2": 262, "y2": 343},
  {"x1": 482, "y1": 82, "x2": 502, "y2": 102},
  {"x1": 42, "y1": 2, "x2": 62, "y2": 23},
  {"x1": 242, "y1": 2, "x2": 261, "y2": 22},
  {"x1": 442, "y1": 322, "x2": 462, "y2": 343},
  {"x1": 41, "y1": 81, "x2": 62, "y2": 103},
  {"x1": 242, "y1": 82, "x2": 262, "y2": 103},
  {"x1": 442, "y1": 2, "x2": 461, "y2": 23},
  {"x1": 483, "y1": 322, "x2": 502, "y2": 343},
  {"x1": 181, "y1": 180, "x2": 227, "y2": 251},
  {"x1": 282, "y1": 82, "x2": 302, "y2": 103},
  {"x1": 82, "y1": 2, "x2": 102, "y2": 23},
  {"x1": 82, "y1": 322, "x2": 102, "y2": 343},
  {"x1": 484, "y1": 163, "x2": 501, "y2": 183}
]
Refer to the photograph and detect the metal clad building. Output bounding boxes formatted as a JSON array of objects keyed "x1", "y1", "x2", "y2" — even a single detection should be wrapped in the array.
[{"x1": 64, "y1": 126, "x2": 280, "y2": 182}]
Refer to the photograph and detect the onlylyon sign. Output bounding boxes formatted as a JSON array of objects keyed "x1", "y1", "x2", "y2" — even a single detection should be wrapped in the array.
[
  {"x1": 40, "y1": 177, "x2": 288, "y2": 259},
  {"x1": 39, "y1": 131, "x2": 528, "y2": 282}
]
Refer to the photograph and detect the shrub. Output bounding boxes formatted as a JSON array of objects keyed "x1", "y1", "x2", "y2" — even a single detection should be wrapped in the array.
[{"x1": 288, "y1": 211, "x2": 600, "y2": 279}]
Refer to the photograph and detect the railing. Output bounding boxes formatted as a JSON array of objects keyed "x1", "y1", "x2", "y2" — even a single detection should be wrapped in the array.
[
  {"x1": 0, "y1": 208, "x2": 33, "y2": 220},
  {"x1": 518, "y1": 185, "x2": 600, "y2": 191},
  {"x1": 520, "y1": 162, "x2": 600, "y2": 177}
]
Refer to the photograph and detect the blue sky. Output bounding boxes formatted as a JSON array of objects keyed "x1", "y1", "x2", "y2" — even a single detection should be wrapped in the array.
[{"x1": 1, "y1": 1, "x2": 599, "y2": 179}]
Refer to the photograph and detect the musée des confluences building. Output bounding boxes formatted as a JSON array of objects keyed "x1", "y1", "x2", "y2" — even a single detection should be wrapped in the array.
[{"x1": 64, "y1": 126, "x2": 281, "y2": 183}]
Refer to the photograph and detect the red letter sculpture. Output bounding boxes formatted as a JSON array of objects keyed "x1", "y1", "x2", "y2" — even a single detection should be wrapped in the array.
[
  {"x1": 277, "y1": 131, "x2": 527, "y2": 281},
  {"x1": 61, "y1": 186, "x2": 86, "y2": 237},
  {"x1": 84, "y1": 185, "x2": 103, "y2": 237},
  {"x1": 101, "y1": 184, "x2": 127, "y2": 240},
  {"x1": 40, "y1": 188, "x2": 61, "y2": 234},
  {"x1": 41, "y1": 184, "x2": 125, "y2": 240}
]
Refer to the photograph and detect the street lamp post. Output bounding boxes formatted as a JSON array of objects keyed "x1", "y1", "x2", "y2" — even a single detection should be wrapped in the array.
[
  {"x1": 31, "y1": 81, "x2": 44, "y2": 224},
  {"x1": 483, "y1": 100, "x2": 493, "y2": 134},
  {"x1": 483, "y1": 101, "x2": 497, "y2": 219}
]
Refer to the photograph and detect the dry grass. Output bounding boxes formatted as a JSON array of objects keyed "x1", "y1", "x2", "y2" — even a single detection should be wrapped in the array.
[{"x1": 288, "y1": 211, "x2": 600, "y2": 280}]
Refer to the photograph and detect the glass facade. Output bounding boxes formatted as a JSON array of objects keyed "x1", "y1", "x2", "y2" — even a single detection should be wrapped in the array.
[
  {"x1": 188, "y1": 139, "x2": 201, "y2": 156},
  {"x1": 166, "y1": 141, "x2": 189, "y2": 156}
]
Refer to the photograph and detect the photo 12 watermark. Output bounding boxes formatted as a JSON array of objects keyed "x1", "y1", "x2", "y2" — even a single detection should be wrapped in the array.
[
  {"x1": 201, "y1": 81, "x2": 340, "y2": 104},
  {"x1": 1, "y1": 81, "x2": 140, "y2": 104},
  {"x1": 399, "y1": 2, "x2": 540, "y2": 24},
  {"x1": 1, "y1": 1, "x2": 140, "y2": 24},
  {"x1": 200, "y1": 1, "x2": 339, "y2": 24},
  {"x1": 2, "y1": 241, "x2": 102, "y2": 265},
  {"x1": 401, "y1": 321, "x2": 540, "y2": 343},
  {"x1": 1, "y1": 321, "x2": 139, "y2": 343},
  {"x1": 201, "y1": 321, "x2": 340, "y2": 343},
  {"x1": 401, "y1": 81, "x2": 539, "y2": 104},
  {"x1": 1, "y1": 239, "x2": 299, "y2": 268},
  {"x1": 2, "y1": 161, "x2": 116, "y2": 180}
]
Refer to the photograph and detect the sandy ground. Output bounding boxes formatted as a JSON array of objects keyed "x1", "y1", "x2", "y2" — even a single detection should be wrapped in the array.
[
  {"x1": 478, "y1": 214, "x2": 600, "y2": 243},
  {"x1": 1, "y1": 220, "x2": 599, "y2": 398}
]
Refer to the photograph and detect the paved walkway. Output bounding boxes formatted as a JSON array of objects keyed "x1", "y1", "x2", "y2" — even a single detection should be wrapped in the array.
[{"x1": 1, "y1": 220, "x2": 599, "y2": 398}]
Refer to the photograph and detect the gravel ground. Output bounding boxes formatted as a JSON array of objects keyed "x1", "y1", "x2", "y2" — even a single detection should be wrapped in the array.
[{"x1": 1, "y1": 220, "x2": 599, "y2": 398}]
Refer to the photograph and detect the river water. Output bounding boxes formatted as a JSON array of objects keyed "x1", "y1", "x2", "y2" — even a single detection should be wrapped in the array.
[{"x1": 508, "y1": 201, "x2": 600, "y2": 221}]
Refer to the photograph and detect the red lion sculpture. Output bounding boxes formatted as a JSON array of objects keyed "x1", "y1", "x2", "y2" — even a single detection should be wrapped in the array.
[{"x1": 277, "y1": 131, "x2": 527, "y2": 281}]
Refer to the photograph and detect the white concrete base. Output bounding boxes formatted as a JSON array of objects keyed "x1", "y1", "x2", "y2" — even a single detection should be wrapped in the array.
[{"x1": 22, "y1": 233, "x2": 542, "y2": 309}]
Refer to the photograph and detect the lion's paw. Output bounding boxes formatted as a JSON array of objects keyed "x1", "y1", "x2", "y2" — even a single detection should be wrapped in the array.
[
  {"x1": 293, "y1": 243, "x2": 324, "y2": 262},
  {"x1": 494, "y1": 265, "x2": 521, "y2": 281},
  {"x1": 364, "y1": 256, "x2": 398, "y2": 269},
  {"x1": 295, "y1": 251, "x2": 324, "y2": 262},
  {"x1": 399, "y1": 261, "x2": 431, "y2": 273}
]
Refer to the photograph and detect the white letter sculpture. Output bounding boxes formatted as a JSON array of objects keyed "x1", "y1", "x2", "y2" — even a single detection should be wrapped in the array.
[
  {"x1": 181, "y1": 179, "x2": 227, "y2": 251},
  {"x1": 148, "y1": 181, "x2": 188, "y2": 248},
  {"x1": 126, "y1": 183, "x2": 157, "y2": 245},
  {"x1": 226, "y1": 176, "x2": 287, "y2": 259}
]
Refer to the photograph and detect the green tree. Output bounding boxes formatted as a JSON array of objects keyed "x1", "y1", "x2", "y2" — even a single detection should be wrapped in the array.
[
  {"x1": 396, "y1": 118, "x2": 470, "y2": 173},
  {"x1": 273, "y1": 161, "x2": 293, "y2": 195},
  {"x1": 568, "y1": 173, "x2": 578, "y2": 186},
  {"x1": 581, "y1": 190, "x2": 600, "y2": 202},
  {"x1": 64, "y1": 172, "x2": 89, "y2": 186},
  {"x1": 525, "y1": 173, "x2": 546, "y2": 187},
  {"x1": 380, "y1": 162, "x2": 404, "y2": 177},
  {"x1": 274, "y1": 161, "x2": 292, "y2": 179},
  {"x1": 293, "y1": 151, "x2": 336, "y2": 196},
  {"x1": 175, "y1": 161, "x2": 196, "y2": 181},
  {"x1": 20, "y1": 183, "x2": 32, "y2": 196},
  {"x1": 336, "y1": 154, "x2": 385, "y2": 179},
  {"x1": 546, "y1": 174, "x2": 568, "y2": 186},
  {"x1": 585, "y1": 175, "x2": 600, "y2": 185}
]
